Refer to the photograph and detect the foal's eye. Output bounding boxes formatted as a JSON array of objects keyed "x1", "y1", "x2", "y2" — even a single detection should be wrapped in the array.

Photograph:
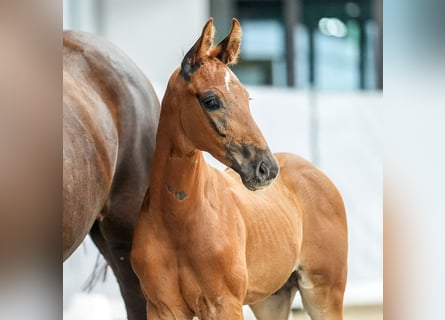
[{"x1": 201, "y1": 96, "x2": 222, "y2": 111}]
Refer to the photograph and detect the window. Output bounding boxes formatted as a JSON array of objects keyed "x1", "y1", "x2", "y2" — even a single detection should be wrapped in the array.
[{"x1": 211, "y1": 0, "x2": 382, "y2": 90}]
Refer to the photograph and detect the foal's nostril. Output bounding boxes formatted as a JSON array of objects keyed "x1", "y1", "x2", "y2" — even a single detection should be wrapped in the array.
[
  {"x1": 256, "y1": 161, "x2": 270, "y2": 180},
  {"x1": 259, "y1": 162, "x2": 268, "y2": 175},
  {"x1": 269, "y1": 164, "x2": 279, "y2": 179}
]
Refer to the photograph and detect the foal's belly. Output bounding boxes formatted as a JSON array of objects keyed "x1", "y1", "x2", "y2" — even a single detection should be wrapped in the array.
[
  {"x1": 224, "y1": 165, "x2": 303, "y2": 305},
  {"x1": 238, "y1": 189, "x2": 302, "y2": 304},
  {"x1": 244, "y1": 213, "x2": 301, "y2": 304}
]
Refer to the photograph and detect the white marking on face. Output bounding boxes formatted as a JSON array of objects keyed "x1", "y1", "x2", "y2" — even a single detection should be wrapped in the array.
[{"x1": 225, "y1": 69, "x2": 231, "y2": 91}]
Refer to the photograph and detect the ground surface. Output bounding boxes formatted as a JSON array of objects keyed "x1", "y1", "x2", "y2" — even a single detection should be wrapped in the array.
[{"x1": 290, "y1": 305, "x2": 383, "y2": 320}]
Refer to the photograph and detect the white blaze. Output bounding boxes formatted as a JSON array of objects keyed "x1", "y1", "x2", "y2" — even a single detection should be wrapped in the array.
[{"x1": 225, "y1": 69, "x2": 231, "y2": 91}]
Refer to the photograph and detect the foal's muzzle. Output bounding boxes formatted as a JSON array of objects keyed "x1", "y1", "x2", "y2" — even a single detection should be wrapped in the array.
[
  {"x1": 243, "y1": 157, "x2": 279, "y2": 191},
  {"x1": 226, "y1": 142, "x2": 279, "y2": 191}
]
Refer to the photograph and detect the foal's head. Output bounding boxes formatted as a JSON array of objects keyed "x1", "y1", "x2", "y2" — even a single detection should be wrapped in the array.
[{"x1": 166, "y1": 18, "x2": 278, "y2": 191}]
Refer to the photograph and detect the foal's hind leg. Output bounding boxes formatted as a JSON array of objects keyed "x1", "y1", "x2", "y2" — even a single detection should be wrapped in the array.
[
  {"x1": 249, "y1": 272, "x2": 298, "y2": 320},
  {"x1": 296, "y1": 266, "x2": 346, "y2": 320}
]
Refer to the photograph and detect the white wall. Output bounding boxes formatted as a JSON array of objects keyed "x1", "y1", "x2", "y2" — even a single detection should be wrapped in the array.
[{"x1": 64, "y1": 0, "x2": 209, "y2": 86}]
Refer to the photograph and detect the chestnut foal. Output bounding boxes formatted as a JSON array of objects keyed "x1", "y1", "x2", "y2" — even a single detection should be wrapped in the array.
[{"x1": 131, "y1": 19, "x2": 347, "y2": 320}]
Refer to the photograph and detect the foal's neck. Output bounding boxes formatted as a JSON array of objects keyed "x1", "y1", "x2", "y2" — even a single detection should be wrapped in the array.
[{"x1": 149, "y1": 102, "x2": 209, "y2": 217}]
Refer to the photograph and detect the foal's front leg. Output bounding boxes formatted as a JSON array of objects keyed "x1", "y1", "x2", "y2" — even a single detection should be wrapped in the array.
[
  {"x1": 210, "y1": 298, "x2": 245, "y2": 320},
  {"x1": 215, "y1": 308, "x2": 245, "y2": 320},
  {"x1": 145, "y1": 299, "x2": 193, "y2": 320},
  {"x1": 145, "y1": 298, "x2": 244, "y2": 320}
]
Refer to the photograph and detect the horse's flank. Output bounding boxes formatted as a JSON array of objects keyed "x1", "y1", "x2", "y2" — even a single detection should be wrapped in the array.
[{"x1": 63, "y1": 30, "x2": 160, "y2": 320}]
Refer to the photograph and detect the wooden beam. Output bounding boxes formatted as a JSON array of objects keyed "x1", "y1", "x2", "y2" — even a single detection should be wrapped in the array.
[{"x1": 283, "y1": 0, "x2": 299, "y2": 87}]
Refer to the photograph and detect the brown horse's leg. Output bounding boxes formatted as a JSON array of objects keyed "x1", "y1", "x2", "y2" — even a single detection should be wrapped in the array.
[
  {"x1": 249, "y1": 271, "x2": 298, "y2": 320},
  {"x1": 89, "y1": 220, "x2": 146, "y2": 320}
]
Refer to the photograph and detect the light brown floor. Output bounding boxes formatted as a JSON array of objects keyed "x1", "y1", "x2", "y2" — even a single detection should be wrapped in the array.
[{"x1": 290, "y1": 305, "x2": 383, "y2": 320}]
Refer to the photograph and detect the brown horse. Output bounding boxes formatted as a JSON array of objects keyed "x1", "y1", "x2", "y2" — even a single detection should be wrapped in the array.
[
  {"x1": 131, "y1": 19, "x2": 347, "y2": 320},
  {"x1": 63, "y1": 31, "x2": 160, "y2": 320}
]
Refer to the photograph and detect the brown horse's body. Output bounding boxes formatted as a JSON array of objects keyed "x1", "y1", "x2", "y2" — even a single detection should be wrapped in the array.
[
  {"x1": 63, "y1": 31, "x2": 160, "y2": 320},
  {"x1": 131, "y1": 19, "x2": 347, "y2": 320}
]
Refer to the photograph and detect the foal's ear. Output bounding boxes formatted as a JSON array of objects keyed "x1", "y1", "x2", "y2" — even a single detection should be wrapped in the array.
[
  {"x1": 211, "y1": 18, "x2": 242, "y2": 65},
  {"x1": 181, "y1": 18, "x2": 215, "y2": 80}
]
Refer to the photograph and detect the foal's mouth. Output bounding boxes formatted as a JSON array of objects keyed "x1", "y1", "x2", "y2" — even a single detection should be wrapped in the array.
[{"x1": 242, "y1": 175, "x2": 275, "y2": 191}]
